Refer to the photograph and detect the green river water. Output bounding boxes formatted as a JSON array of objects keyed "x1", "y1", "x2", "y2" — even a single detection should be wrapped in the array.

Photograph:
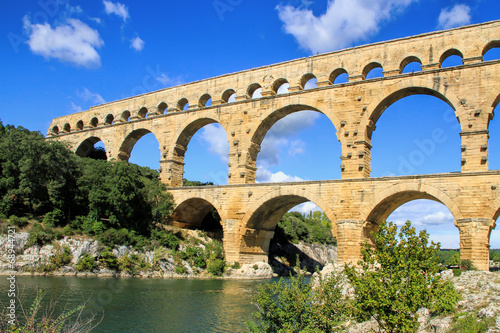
[{"x1": 0, "y1": 276, "x2": 277, "y2": 332}]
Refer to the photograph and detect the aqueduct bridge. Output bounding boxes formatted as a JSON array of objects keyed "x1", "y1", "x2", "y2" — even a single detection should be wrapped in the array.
[{"x1": 48, "y1": 21, "x2": 500, "y2": 270}]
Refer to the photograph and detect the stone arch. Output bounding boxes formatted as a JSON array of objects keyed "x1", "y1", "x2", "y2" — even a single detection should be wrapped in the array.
[
  {"x1": 170, "y1": 195, "x2": 225, "y2": 233},
  {"x1": 221, "y1": 89, "x2": 236, "y2": 103},
  {"x1": 362, "y1": 62, "x2": 383, "y2": 79},
  {"x1": 138, "y1": 107, "x2": 148, "y2": 119},
  {"x1": 199, "y1": 93, "x2": 212, "y2": 107},
  {"x1": 399, "y1": 56, "x2": 422, "y2": 73},
  {"x1": 482, "y1": 40, "x2": 500, "y2": 59},
  {"x1": 177, "y1": 98, "x2": 189, "y2": 111},
  {"x1": 361, "y1": 182, "x2": 463, "y2": 224},
  {"x1": 118, "y1": 128, "x2": 161, "y2": 162},
  {"x1": 300, "y1": 73, "x2": 316, "y2": 89},
  {"x1": 51, "y1": 126, "x2": 59, "y2": 135},
  {"x1": 63, "y1": 123, "x2": 71, "y2": 133},
  {"x1": 89, "y1": 117, "x2": 98, "y2": 128},
  {"x1": 157, "y1": 102, "x2": 168, "y2": 114},
  {"x1": 247, "y1": 83, "x2": 262, "y2": 98},
  {"x1": 363, "y1": 78, "x2": 465, "y2": 138},
  {"x1": 76, "y1": 120, "x2": 84, "y2": 131},
  {"x1": 272, "y1": 78, "x2": 289, "y2": 94},
  {"x1": 121, "y1": 110, "x2": 131, "y2": 122},
  {"x1": 439, "y1": 48, "x2": 464, "y2": 67},
  {"x1": 329, "y1": 68, "x2": 348, "y2": 84},
  {"x1": 104, "y1": 114, "x2": 114, "y2": 125},
  {"x1": 75, "y1": 136, "x2": 107, "y2": 158}
]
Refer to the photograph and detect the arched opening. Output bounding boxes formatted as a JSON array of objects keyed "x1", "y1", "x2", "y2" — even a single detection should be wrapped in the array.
[
  {"x1": 492, "y1": 210, "x2": 500, "y2": 259},
  {"x1": 177, "y1": 119, "x2": 229, "y2": 185},
  {"x1": 483, "y1": 41, "x2": 500, "y2": 61},
  {"x1": 121, "y1": 110, "x2": 131, "y2": 122},
  {"x1": 272, "y1": 78, "x2": 289, "y2": 95},
  {"x1": 330, "y1": 68, "x2": 348, "y2": 84},
  {"x1": 252, "y1": 106, "x2": 341, "y2": 183},
  {"x1": 138, "y1": 107, "x2": 148, "y2": 119},
  {"x1": 75, "y1": 137, "x2": 107, "y2": 160},
  {"x1": 76, "y1": 120, "x2": 84, "y2": 131},
  {"x1": 63, "y1": 123, "x2": 71, "y2": 133},
  {"x1": 157, "y1": 102, "x2": 168, "y2": 115},
  {"x1": 400, "y1": 56, "x2": 422, "y2": 73},
  {"x1": 363, "y1": 62, "x2": 383, "y2": 79},
  {"x1": 221, "y1": 89, "x2": 236, "y2": 103},
  {"x1": 248, "y1": 83, "x2": 262, "y2": 99},
  {"x1": 301, "y1": 73, "x2": 317, "y2": 90},
  {"x1": 51, "y1": 126, "x2": 59, "y2": 135},
  {"x1": 370, "y1": 89, "x2": 460, "y2": 176},
  {"x1": 243, "y1": 195, "x2": 336, "y2": 273},
  {"x1": 170, "y1": 198, "x2": 223, "y2": 240},
  {"x1": 177, "y1": 98, "x2": 189, "y2": 111},
  {"x1": 119, "y1": 129, "x2": 161, "y2": 171},
  {"x1": 199, "y1": 94, "x2": 212, "y2": 107},
  {"x1": 104, "y1": 114, "x2": 114, "y2": 125},
  {"x1": 440, "y1": 49, "x2": 464, "y2": 68},
  {"x1": 90, "y1": 117, "x2": 98, "y2": 128},
  {"x1": 366, "y1": 193, "x2": 460, "y2": 265},
  {"x1": 488, "y1": 99, "x2": 500, "y2": 169}
]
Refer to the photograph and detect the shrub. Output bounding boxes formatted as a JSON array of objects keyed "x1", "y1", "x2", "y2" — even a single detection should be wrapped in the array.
[
  {"x1": 43, "y1": 209, "x2": 64, "y2": 227},
  {"x1": 231, "y1": 262, "x2": 241, "y2": 269},
  {"x1": 51, "y1": 246, "x2": 73, "y2": 268},
  {"x1": 26, "y1": 222, "x2": 55, "y2": 247},
  {"x1": 62, "y1": 225, "x2": 74, "y2": 236},
  {"x1": 151, "y1": 228, "x2": 181, "y2": 250},
  {"x1": 206, "y1": 258, "x2": 225, "y2": 276},
  {"x1": 460, "y1": 259, "x2": 476, "y2": 271},
  {"x1": 99, "y1": 249, "x2": 119, "y2": 270},
  {"x1": 118, "y1": 254, "x2": 149, "y2": 275},
  {"x1": 8, "y1": 215, "x2": 29, "y2": 229},
  {"x1": 175, "y1": 265, "x2": 187, "y2": 274},
  {"x1": 451, "y1": 313, "x2": 496, "y2": 333},
  {"x1": 345, "y1": 221, "x2": 460, "y2": 333},
  {"x1": 75, "y1": 254, "x2": 97, "y2": 272}
]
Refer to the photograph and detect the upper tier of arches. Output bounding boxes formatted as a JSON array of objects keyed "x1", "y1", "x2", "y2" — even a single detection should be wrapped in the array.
[{"x1": 48, "y1": 21, "x2": 500, "y2": 136}]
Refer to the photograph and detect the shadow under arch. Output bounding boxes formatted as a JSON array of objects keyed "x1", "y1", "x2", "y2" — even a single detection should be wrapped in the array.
[
  {"x1": 75, "y1": 136, "x2": 107, "y2": 158},
  {"x1": 170, "y1": 197, "x2": 224, "y2": 240},
  {"x1": 118, "y1": 128, "x2": 161, "y2": 162}
]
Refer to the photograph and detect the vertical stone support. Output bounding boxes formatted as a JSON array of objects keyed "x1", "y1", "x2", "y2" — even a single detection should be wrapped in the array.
[
  {"x1": 336, "y1": 219, "x2": 364, "y2": 265},
  {"x1": 339, "y1": 136, "x2": 372, "y2": 179},
  {"x1": 222, "y1": 219, "x2": 242, "y2": 263},
  {"x1": 238, "y1": 228, "x2": 275, "y2": 264},
  {"x1": 455, "y1": 218, "x2": 493, "y2": 271},
  {"x1": 460, "y1": 131, "x2": 489, "y2": 172},
  {"x1": 159, "y1": 159, "x2": 184, "y2": 186}
]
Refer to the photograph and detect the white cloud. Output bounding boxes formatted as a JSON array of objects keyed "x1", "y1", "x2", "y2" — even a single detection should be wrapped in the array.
[
  {"x1": 438, "y1": 4, "x2": 471, "y2": 30},
  {"x1": 155, "y1": 73, "x2": 184, "y2": 87},
  {"x1": 387, "y1": 200, "x2": 454, "y2": 227},
  {"x1": 103, "y1": 1, "x2": 129, "y2": 21},
  {"x1": 256, "y1": 167, "x2": 304, "y2": 183},
  {"x1": 291, "y1": 201, "x2": 321, "y2": 214},
  {"x1": 76, "y1": 88, "x2": 105, "y2": 105},
  {"x1": 277, "y1": 0, "x2": 417, "y2": 54},
  {"x1": 130, "y1": 36, "x2": 144, "y2": 51},
  {"x1": 258, "y1": 111, "x2": 320, "y2": 167},
  {"x1": 70, "y1": 102, "x2": 83, "y2": 113},
  {"x1": 199, "y1": 124, "x2": 230, "y2": 162},
  {"x1": 23, "y1": 17, "x2": 103, "y2": 68}
]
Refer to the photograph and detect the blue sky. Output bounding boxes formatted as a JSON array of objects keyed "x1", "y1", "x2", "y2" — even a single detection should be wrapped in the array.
[{"x1": 1, "y1": 0, "x2": 499, "y2": 247}]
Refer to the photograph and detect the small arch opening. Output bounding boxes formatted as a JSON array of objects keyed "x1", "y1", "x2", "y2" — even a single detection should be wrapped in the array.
[
  {"x1": 121, "y1": 110, "x2": 131, "y2": 122},
  {"x1": 63, "y1": 123, "x2": 71, "y2": 133},
  {"x1": 51, "y1": 126, "x2": 59, "y2": 135},
  {"x1": 330, "y1": 68, "x2": 349, "y2": 84},
  {"x1": 177, "y1": 98, "x2": 189, "y2": 111},
  {"x1": 157, "y1": 102, "x2": 168, "y2": 115},
  {"x1": 273, "y1": 78, "x2": 289, "y2": 95},
  {"x1": 483, "y1": 41, "x2": 500, "y2": 61},
  {"x1": 248, "y1": 83, "x2": 262, "y2": 99},
  {"x1": 221, "y1": 89, "x2": 236, "y2": 103},
  {"x1": 301, "y1": 73, "x2": 317, "y2": 90},
  {"x1": 90, "y1": 117, "x2": 98, "y2": 128},
  {"x1": 440, "y1": 49, "x2": 464, "y2": 68},
  {"x1": 138, "y1": 107, "x2": 148, "y2": 119},
  {"x1": 199, "y1": 94, "x2": 212, "y2": 107},
  {"x1": 400, "y1": 56, "x2": 422, "y2": 73},
  {"x1": 76, "y1": 120, "x2": 84, "y2": 131},
  {"x1": 76, "y1": 137, "x2": 107, "y2": 160},
  {"x1": 170, "y1": 199, "x2": 223, "y2": 241},
  {"x1": 363, "y1": 62, "x2": 383, "y2": 79},
  {"x1": 104, "y1": 114, "x2": 114, "y2": 125}
]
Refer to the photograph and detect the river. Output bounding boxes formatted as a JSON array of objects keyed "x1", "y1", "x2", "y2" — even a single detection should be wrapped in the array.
[{"x1": 1, "y1": 276, "x2": 278, "y2": 332}]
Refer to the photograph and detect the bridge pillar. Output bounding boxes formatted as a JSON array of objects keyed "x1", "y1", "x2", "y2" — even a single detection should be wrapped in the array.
[
  {"x1": 455, "y1": 218, "x2": 494, "y2": 271},
  {"x1": 336, "y1": 219, "x2": 364, "y2": 265},
  {"x1": 237, "y1": 228, "x2": 275, "y2": 264},
  {"x1": 339, "y1": 136, "x2": 372, "y2": 179},
  {"x1": 460, "y1": 131, "x2": 489, "y2": 172},
  {"x1": 222, "y1": 219, "x2": 243, "y2": 263}
]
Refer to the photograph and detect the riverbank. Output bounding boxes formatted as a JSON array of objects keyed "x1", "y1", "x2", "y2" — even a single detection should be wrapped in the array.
[{"x1": 0, "y1": 229, "x2": 336, "y2": 280}]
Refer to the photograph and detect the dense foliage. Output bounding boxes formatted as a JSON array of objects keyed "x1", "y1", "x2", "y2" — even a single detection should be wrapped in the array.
[
  {"x1": 274, "y1": 211, "x2": 336, "y2": 245},
  {"x1": 0, "y1": 121, "x2": 176, "y2": 245},
  {"x1": 345, "y1": 221, "x2": 460, "y2": 333}
]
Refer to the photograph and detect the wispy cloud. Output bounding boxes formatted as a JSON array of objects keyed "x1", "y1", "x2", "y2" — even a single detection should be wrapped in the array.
[
  {"x1": 70, "y1": 102, "x2": 83, "y2": 113},
  {"x1": 130, "y1": 36, "x2": 144, "y2": 51},
  {"x1": 199, "y1": 124, "x2": 230, "y2": 162},
  {"x1": 76, "y1": 88, "x2": 105, "y2": 105},
  {"x1": 155, "y1": 73, "x2": 184, "y2": 87},
  {"x1": 387, "y1": 200, "x2": 454, "y2": 228},
  {"x1": 277, "y1": 0, "x2": 417, "y2": 54},
  {"x1": 23, "y1": 17, "x2": 103, "y2": 68},
  {"x1": 256, "y1": 167, "x2": 304, "y2": 183},
  {"x1": 438, "y1": 4, "x2": 471, "y2": 30},
  {"x1": 103, "y1": 1, "x2": 129, "y2": 22}
]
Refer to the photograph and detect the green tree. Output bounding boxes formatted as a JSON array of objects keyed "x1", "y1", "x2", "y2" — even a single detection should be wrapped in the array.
[{"x1": 345, "y1": 221, "x2": 460, "y2": 333}]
